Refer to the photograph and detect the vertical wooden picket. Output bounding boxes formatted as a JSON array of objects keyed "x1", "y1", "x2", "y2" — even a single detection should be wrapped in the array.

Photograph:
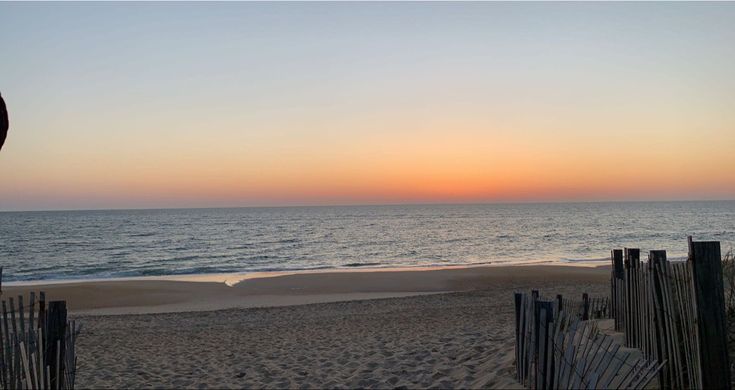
[{"x1": 688, "y1": 238, "x2": 731, "y2": 389}]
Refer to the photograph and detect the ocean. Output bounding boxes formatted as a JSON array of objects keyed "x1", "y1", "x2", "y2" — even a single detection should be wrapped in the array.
[{"x1": 1, "y1": 201, "x2": 734, "y2": 282}]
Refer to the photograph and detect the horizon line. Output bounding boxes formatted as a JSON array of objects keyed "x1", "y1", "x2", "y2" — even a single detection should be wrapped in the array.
[{"x1": 2, "y1": 198, "x2": 734, "y2": 214}]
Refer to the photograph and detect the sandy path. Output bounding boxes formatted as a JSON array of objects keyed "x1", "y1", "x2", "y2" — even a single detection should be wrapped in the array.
[{"x1": 73, "y1": 278, "x2": 608, "y2": 389}]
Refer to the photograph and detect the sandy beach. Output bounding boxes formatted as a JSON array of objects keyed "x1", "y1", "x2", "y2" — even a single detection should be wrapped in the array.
[
  {"x1": 4, "y1": 265, "x2": 609, "y2": 388},
  {"x1": 3, "y1": 1, "x2": 733, "y2": 388}
]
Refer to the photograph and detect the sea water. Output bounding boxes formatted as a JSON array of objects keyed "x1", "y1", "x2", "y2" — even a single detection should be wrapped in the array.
[{"x1": 1, "y1": 201, "x2": 734, "y2": 282}]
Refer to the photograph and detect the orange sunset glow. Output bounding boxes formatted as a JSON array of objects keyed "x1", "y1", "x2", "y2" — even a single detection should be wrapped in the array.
[{"x1": 1, "y1": 2, "x2": 734, "y2": 210}]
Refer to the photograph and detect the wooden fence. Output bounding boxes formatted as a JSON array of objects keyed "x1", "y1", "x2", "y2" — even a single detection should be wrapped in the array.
[
  {"x1": 0, "y1": 268, "x2": 78, "y2": 389},
  {"x1": 556, "y1": 294, "x2": 610, "y2": 321},
  {"x1": 609, "y1": 237, "x2": 731, "y2": 389},
  {"x1": 514, "y1": 291, "x2": 662, "y2": 389}
]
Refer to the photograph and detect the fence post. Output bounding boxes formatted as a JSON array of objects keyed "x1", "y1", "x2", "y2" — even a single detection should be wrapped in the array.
[
  {"x1": 581, "y1": 293, "x2": 589, "y2": 320},
  {"x1": 46, "y1": 301, "x2": 67, "y2": 390},
  {"x1": 611, "y1": 249, "x2": 624, "y2": 330},
  {"x1": 624, "y1": 248, "x2": 640, "y2": 347},
  {"x1": 688, "y1": 238, "x2": 731, "y2": 389}
]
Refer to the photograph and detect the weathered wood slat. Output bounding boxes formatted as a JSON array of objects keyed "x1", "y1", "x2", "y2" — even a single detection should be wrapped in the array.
[
  {"x1": 38, "y1": 327, "x2": 45, "y2": 390},
  {"x1": 598, "y1": 350, "x2": 629, "y2": 389},
  {"x1": 538, "y1": 307, "x2": 548, "y2": 389},
  {"x1": 38, "y1": 293, "x2": 46, "y2": 341},
  {"x1": 17, "y1": 342, "x2": 32, "y2": 390},
  {"x1": 1, "y1": 300, "x2": 9, "y2": 389},
  {"x1": 595, "y1": 342, "x2": 620, "y2": 387},
  {"x1": 28, "y1": 293, "x2": 35, "y2": 351},
  {"x1": 1, "y1": 290, "x2": 78, "y2": 390},
  {"x1": 546, "y1": 312, "x2": 559, "y2": 390},
  {"x1": 688, "y1": 239, "x2": 731, "y2": 389},
  {"x1": 17, "y1": 297, "x2": 25, "y2": 356},
  {"x1": 580, "y1": 333, "x2": 606, "y2": 379},
  {"x1": 667, "y1": 261, "x2": 686, "y2": 388},
  {"x1": 648, "y1": 251, "x2": 668, "y2": 388},
  {"x1": 9, "y1": 299, "x2": 18, "y2": 346},
  {"x1": 515, "y1": 292, "x2": 523, "y2": 382}
]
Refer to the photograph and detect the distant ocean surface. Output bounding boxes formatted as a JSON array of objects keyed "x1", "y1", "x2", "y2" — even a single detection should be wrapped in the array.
[{"x1": 1, "y1": 202, "x2": 734, "y2": 283}]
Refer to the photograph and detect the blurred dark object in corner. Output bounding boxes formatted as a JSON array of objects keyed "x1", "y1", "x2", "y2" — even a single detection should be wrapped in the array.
[{"x1": 0, "y1": 92, "x2": 7, "y2": 151}]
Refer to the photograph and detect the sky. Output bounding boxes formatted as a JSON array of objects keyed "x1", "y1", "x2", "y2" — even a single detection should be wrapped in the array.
[{"x1": 1, "y1": 2, "x2": 734, "y2": 211}]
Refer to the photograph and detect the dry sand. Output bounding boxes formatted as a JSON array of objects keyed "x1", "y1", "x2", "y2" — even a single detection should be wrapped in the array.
[{"x1": 4, "y1": 265, "x2": 609, "y2": 389}]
